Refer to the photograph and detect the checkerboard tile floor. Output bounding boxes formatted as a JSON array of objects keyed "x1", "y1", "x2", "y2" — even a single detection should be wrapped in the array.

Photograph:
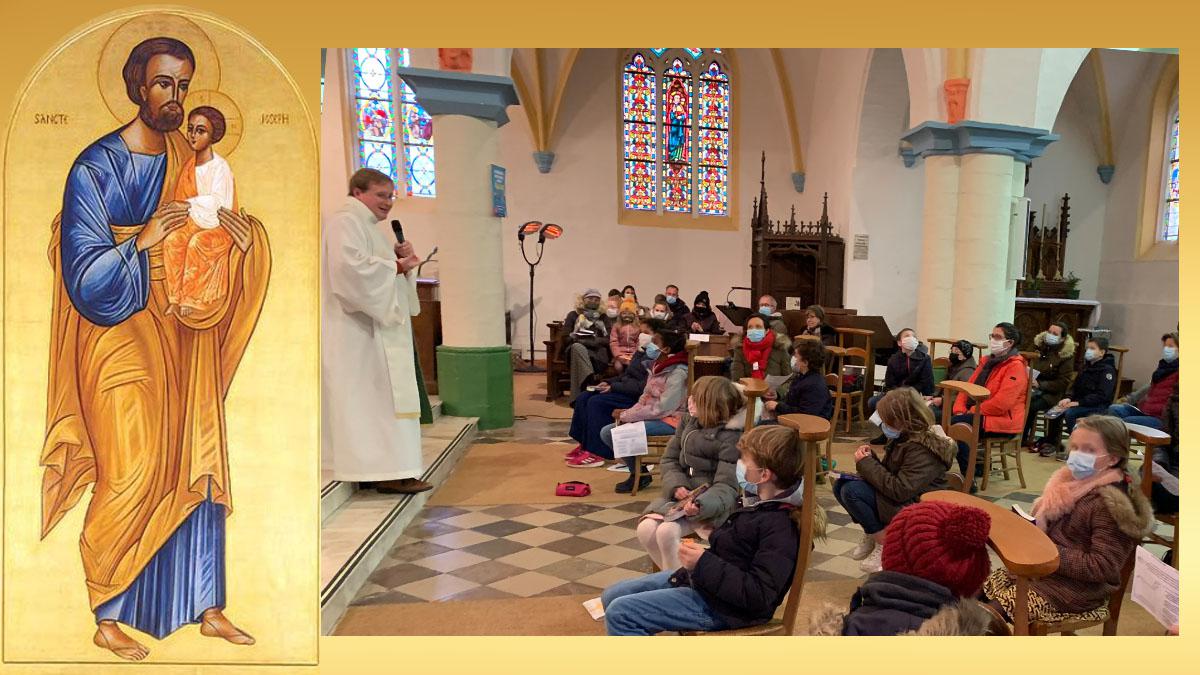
[{"x1": 351, "y1": 417, "x2": 1172, "y2": 607}]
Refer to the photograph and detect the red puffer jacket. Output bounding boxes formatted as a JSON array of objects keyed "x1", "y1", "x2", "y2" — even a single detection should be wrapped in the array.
[{"x1": 952, "y1": 353, "x2": 1029, "y2": 434}]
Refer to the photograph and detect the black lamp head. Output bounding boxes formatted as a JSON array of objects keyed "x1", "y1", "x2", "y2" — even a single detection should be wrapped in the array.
[{"x1": 519, "y1": 221, "x2": 542, "y2": 242}]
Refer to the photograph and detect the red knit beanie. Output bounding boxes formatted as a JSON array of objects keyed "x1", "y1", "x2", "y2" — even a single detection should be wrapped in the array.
[{"x1": 881, "y1": 501, "x2": 992, "y2": 597}]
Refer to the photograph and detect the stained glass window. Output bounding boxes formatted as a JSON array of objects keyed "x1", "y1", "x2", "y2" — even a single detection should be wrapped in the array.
[
  {"x1": 350, "y1": 48, "x2": 435, "y2": 198},
  {"x1": 622, "y1": 53, "x2": 657, "y2": 211},
  {"x1": 620, "y1": 49, "x2": 729, "y2": 217},
  {"x1": 1161, "y1": 107, "x2": 1179, "y2": 242}
]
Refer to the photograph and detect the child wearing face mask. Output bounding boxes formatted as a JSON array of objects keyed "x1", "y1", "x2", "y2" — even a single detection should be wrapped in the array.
[
  {"x1": 602, "y1": 425, "x2": 819, "y2": 635},
  {"x1": 867, "y1": 328, "x2": 933, "y2": 443},
  {"x1": 951, "y1": 322, "x2": 1029, "y2": 490},
  {"x1": 765, "y1": 339, "x2": 833, "y2": 419},
  {"x1": 1025, "y1": 323, "x2": 1077, "y2": 448},
  {"x1": 1107, "y1": 331, "x2": 1179, "y2": 430},
  {"x1": 608, "y1": 300, "x2": 643, "y2": 373},
  {"x1": 636, "y1": 377, "x2": 749, "y2": 571},
  {"x1": 1038, "y1": 337, "x2": 1116, "y2": 457},
  {"x1": 981, "y1": 415, "x2": 1153, "y2": 624},
  {"x1": 567, "y1": 321, "x2": 660, "y2": 468},
  {"x1": 683, "y1": 290, "x2": 724, "y2": 335},
  {"x1": 731, "y1": 316, "x2": 791, "y2": 380},
  {"x1": 835, "y1": 388, "x2": 956, "y2": 573}
]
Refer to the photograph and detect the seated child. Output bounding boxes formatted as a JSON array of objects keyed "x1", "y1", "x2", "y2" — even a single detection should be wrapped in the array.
[
  {"x1": 637, "y1": 376, "x2": 748, "y2": 570},
  {"x1": 163, "y1": 105, "x2": 236, "y2": 318},
  {"x1": 809, "y1": 500, "x2": 994, "y2": 635},
  {"x1": 765, "y1": 338, "x2": 833, "y2": 419},
  {"x1": 602, "y1": 425, "x2": 813, "y2": 635},
  {"x1": 981, "y1": 415, "x2": 1154, "y2": 624}
]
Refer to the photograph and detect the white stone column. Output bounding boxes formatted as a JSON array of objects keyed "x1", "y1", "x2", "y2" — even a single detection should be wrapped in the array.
[
  {"x1": 915, "y1": 154, "x2": 960, "y2": 341},
  {"x1": 949, "y1": 153, "x2": 1016, "y2": 342},
  {"x1": 435, "y1": 114, "x2": 506, "y2": 348}
]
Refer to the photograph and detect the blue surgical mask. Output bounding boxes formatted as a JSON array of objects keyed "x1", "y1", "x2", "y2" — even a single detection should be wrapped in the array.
[
  {"x1": 1084, "y1": 348, "x2": 1099, "y2": 362},
  {"x1": 1066, "y1": 451, "x2": 1097, "y2": 480},
  {"x1": 880, "y1": 422, "x2": 902, "y2": 440},
  {"x1": 1044, "y1": 333, "x2": 1061, "y2": 346},
  {"x1": 759, "y1": 305, "x2": 773, "y2": 316},
  {"x1": 1163, "y1": 347, "x2": 1178, "y2": 362},
  {"x1": 644, "y1": 343, "x2": 661, "y2": 360},
  {"x1": 747, "y1": 328, "x2": 766, "y2": 343},
  {"x1": 666, "y1": 295, "x2": 677, "y2": 305},
  {"x1": 736, "y1": 459, "x2": 759, "y2": 495}
]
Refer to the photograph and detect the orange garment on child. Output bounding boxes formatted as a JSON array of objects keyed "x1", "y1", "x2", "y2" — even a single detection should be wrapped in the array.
[{"x1": 163, "y1": 154, "x2": 237, "y2": 312}]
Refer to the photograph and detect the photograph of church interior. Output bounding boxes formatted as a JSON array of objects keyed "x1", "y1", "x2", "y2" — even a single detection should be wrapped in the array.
[{"x1": 319, "y1": 47, "x2": 1180, "y2": 637}]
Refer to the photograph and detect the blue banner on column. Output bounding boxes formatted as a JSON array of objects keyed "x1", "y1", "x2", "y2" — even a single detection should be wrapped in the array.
[{"x1": 491, "y1": 164, "x2": 506, "y2": 217}]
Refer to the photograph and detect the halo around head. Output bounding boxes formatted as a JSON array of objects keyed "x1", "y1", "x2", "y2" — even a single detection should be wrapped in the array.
[
  {"x1": 184, "y1": 90, "x2": 243, "y2": 157},
  {"x1": 97, "y1": 13, "x2": 221, "y2": 123}
]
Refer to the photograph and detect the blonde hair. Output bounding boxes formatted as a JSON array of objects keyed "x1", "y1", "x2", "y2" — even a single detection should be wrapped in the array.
[
  {"x1": 737, "y1": 425, "x2": 802, "y2": 487},
  {"x1": 691, "y1": 376, "x2": 744, "y2": 428},
  {"x1": 876, "y1": 387, "x2": 934, "y2": 434},
  {"x1": 1074, "y1": 415, "x2": 1132, "y2": 472}
]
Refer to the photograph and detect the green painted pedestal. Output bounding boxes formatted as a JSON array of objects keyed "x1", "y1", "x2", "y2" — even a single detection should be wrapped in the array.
[{"x1": 436, "y1": 345, "x2": 514, "y2": 430}]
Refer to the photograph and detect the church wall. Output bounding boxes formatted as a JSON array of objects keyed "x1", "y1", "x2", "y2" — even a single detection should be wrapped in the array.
[
  {"x1": 1025, "y1": 73, "x2": 1108, "y2": 302},
  {"x1": 847, "y1": 48, "x2": 924, "y2": 334},
  {"x1": 1094, "y1": 55, "x2": 1179, "y2": 381}
]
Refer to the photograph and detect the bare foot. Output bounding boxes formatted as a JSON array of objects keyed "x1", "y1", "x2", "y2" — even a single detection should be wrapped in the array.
[
  {"x1": 93, "y1": 621, "x2": 149, "y2": 661},
  {"x1": 200, "y1": 608, "x2": 255, "y2": 645}
]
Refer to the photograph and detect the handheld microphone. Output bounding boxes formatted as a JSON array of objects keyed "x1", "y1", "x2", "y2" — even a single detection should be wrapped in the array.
[{"x1": 391, "y1": 219, "x2": 405, "y2": 244}]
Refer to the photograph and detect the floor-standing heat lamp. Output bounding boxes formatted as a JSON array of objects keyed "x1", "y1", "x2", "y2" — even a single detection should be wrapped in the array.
[{"x1": 516, "y1": 221, "x2": 564, "y2": 372}]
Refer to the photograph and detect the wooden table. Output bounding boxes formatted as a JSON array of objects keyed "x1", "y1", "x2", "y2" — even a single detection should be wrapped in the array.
[{"x1": 921, "y1": 490, "x2": 1059, "y2": 634}]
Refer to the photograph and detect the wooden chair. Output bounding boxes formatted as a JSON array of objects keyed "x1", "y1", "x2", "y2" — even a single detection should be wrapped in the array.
[
  {"x1": 936, "y1": 380, "x2": 991, "y2": 492},
  {"x1": 1108, "y1": 346, "x2": 1129, "y2": 404},
  {"x1": 826, "y1": 345, "x2": 867, "y2": 434},
  {"x1": 629, "y1": 346, "x2": 763, "y2": 497},
  {"x1": 978, "y1": 366, "x2": 1032, "y2": 491},
  {"x1": 927, "y1": 338, "x2": 956, "y2": 385},
  {"x1": 1129, "y1": 422, "x2": 1178, "y2": 569},
  {"x1": 681, "y1": 414, "x2": 830, "y2": 636},
  {"x1": 834, "y1": 327, "x2": 876, "y2": 401},
  {"x1": 920, "y1": 490, "x2": 1059, "y2": 635},
  {"x1": 543, "y1": 321, "x2": 569, "y2": 401}
]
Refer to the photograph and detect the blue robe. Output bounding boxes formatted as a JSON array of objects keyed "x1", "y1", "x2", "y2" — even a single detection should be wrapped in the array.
[{"x1": 62, "y1": 128, "x2": 225, "y2": 639}]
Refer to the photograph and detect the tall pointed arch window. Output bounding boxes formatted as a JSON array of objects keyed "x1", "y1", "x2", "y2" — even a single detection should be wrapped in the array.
[
  {"x1": 621, "y1": 49, "x2": 730, "y2": 217},
  {"x1": 350, "y1": 48, "x2": 436, "y2": 197},
  {"x1": 1160, "y1": 99, "x2": 1179, "y2": 242}
]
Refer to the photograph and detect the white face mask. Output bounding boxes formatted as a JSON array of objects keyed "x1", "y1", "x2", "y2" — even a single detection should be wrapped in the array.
[
  {"x1": 901, "y1": 336, "x2": 918, "y2": 352},
  {"x1": 605, "y1": 307, "x2": 619, "y2": 318},
  {"x1": 989, "y1": 338, "x2": 1008, "y2": 355},
  {"x1": 637, "y1": 333, "x2": 653, "y2": 349},
  {"x1": 651, "y1": 311, "x2": 668, "y2": 320}
]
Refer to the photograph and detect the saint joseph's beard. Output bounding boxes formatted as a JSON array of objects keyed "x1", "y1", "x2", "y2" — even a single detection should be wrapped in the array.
[{"x1": 139, "y1": 101, "x2": 185, "y2": 132}]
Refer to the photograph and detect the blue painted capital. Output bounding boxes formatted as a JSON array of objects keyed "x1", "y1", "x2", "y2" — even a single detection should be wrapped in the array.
[
  {"x1": 791, "y1": 172, "x2": 805, "y2": 193},
  {"x1": 898, "y1": 143, "x2": 917, "y2": 168},
  {"x1": 901, "y1": 120, "x2": 1060, "y2": 164},
  {"x1": 533, "y1": 151, "x2": 555, "y2": 174},
  {"x1": 1097, "y1": 165, "x2": 1115, "y2": 184},
  {"x1": 395, "y1": 67, "x2": 519, "y2": 126}
]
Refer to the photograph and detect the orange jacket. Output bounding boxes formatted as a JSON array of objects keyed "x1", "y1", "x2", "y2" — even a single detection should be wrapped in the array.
[{"x1": 952, "y1": 353, "x2": 1029, "y2": 434}]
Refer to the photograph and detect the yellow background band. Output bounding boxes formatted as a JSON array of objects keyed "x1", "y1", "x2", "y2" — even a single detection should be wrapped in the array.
[{"x1": 2, "y1": 0, "x2": 1196, "y2": 673}]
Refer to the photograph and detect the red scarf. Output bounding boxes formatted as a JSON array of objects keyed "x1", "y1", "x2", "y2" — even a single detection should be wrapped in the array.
[
  {"x1": 652, "y1": 350, "x2": 689, "y2": 374},
  {"x1": 741, "y1": 329, "x2": 776, "y2": 379}
]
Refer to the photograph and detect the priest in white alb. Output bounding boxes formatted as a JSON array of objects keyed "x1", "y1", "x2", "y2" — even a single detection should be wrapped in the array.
[{"x1": 321, "y1": 168, "x2": 431, "y2": 494}]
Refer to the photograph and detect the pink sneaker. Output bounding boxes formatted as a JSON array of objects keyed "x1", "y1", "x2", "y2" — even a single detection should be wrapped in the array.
[
  {"x1": 563, "y1": 445, "x2": 584, "y2": 460},
  {"x1": 566, "y1": 451, "x2": 606, "y2": 468}
]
